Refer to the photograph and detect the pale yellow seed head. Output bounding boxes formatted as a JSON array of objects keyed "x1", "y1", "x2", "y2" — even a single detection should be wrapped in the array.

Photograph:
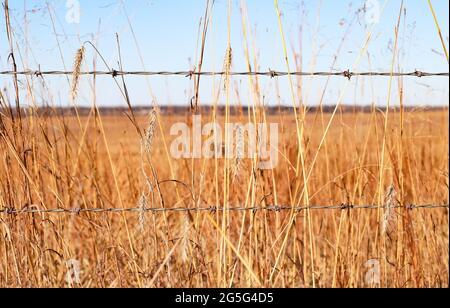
[{"x1": 71, "y1": 46, "x2": 85, "y2": 101}]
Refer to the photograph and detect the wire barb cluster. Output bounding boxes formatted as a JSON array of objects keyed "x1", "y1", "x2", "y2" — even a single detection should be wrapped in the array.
[
  {"x1": 0, "y1": 70, "x2": 448, "y2": 79},
  {"x1": 0, "y1": 204, "x2": 447, "y2": 215}
]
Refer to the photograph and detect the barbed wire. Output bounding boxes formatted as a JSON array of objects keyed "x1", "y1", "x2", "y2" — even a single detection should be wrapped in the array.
[
  {"x1": 0, "y1": 70, "x2": 448, "y2": 79},
  {"x1": 0, "y1": 204, "x2": 448, "y2": 215}
]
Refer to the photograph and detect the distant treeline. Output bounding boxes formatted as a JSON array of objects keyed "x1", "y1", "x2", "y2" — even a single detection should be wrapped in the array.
[{"x1": 3, "y1": 105, "x2": 448, "y2": 117}]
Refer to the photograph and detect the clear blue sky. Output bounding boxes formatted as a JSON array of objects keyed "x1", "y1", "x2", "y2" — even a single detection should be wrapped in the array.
[{"x1": 0, "y1": 0, "x2": 448, "y2": 107}]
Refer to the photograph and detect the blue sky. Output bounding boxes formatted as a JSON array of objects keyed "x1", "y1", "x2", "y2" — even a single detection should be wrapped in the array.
[{"x1": 0, "y1": 0, "x2": 448, "y2": 107}]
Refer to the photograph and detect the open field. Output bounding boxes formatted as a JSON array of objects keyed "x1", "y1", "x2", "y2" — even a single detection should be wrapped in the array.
[
  {"x1": 0, "y1": 0, "x2": 448, "y2": 290},
  {"x1": 0, "y1": 109, "x2": 448, "y2": 288}
]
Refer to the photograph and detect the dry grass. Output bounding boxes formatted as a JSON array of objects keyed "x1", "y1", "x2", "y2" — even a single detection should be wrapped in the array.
[
  {"x1": 0, "y1": 0, "x2": 448, "y2": 289},
  {"x1": 0, "y1": 109, "x2": 447, "y2": 288}
]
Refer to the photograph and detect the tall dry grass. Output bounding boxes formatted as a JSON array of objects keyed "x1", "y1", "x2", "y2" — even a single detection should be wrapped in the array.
[
  {"x1": 0, "y1": 109, "x2": 448, "y2": 287},
  {"x1": 0, "y1": 0, "x2": 448, "y2": 289}
]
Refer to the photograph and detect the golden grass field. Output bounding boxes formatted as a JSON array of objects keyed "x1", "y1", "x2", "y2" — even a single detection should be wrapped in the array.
[
  {"x1": 0, "y1": 109, "x2": 448, "y2": 288},
  {"x1": 0, "y1": 0, "x2": 448, "y2": 289}
]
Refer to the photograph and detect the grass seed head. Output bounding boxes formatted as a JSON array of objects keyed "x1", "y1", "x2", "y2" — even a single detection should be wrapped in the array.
[
  {"x1": 142, "y1": 107, "x2": 158, "y2": 154},
  {"x1": 71, "y1": 46, "x2": 85, "y2": 101},
  {"x1": 137, "y1": 193, "x2": 148, "y2": 232},
  {"x1": 223, "y1": 46, "x2": 233, "y2": 90},
  {"x1": 382, "y1": 184, "x2": 398, "y2": 237}
]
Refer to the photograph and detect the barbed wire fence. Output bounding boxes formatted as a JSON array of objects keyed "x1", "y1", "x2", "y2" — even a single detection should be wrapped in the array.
[
  {"x1": 0, "y1": 70, "x2": 448, "y2": 79},
  {"x1": 0, "y1": 204, "x2": 448, "y2": 216},
  {"x1": 0, "y1": 68, "x2": 448, "y2": 217}
]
